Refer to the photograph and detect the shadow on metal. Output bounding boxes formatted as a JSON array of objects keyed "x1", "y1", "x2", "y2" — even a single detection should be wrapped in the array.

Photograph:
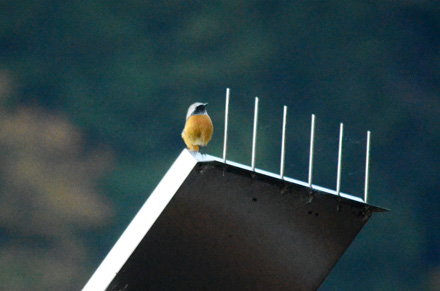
[{"x1": 84, "y1": 149, "x2": 387, "y2": 291}]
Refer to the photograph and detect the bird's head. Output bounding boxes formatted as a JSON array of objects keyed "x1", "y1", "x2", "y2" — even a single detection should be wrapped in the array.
[{"x1": 186, "y1": 102, "x2": 208, "y2": 120}]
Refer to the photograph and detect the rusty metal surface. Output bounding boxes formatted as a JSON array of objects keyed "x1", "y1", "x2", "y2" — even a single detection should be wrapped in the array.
[{"x1": 104, "y1": 152, "x2": 386, "y2": 291}]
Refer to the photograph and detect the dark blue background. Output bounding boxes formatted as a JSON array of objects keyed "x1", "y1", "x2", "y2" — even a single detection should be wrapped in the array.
[{"x1": 1, "y1": 1, "x2": 439, "y2": 290}]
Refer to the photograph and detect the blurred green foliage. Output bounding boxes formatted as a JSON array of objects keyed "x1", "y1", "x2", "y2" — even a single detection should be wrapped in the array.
[{"x1": 1, "y1": 1, "x2": 439, "y2": 290}]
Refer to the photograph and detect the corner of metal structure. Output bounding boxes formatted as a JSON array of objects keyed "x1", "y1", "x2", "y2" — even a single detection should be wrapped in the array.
[{"x1": 101, "y1": 149, "x2": 387, "y2": 291}]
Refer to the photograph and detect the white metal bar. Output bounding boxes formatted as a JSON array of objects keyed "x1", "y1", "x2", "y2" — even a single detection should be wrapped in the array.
[
  {"x1": 336, "y1": 123, "x2": 344, "y2": 196},
  {"x1": 280, "y1": 106, "x2": 288, "y2": 179},
  {"x1": 223, "y1": 88, "x2": 230, "y2": 163},
  {"x1": 251, "y1": 97, "x2": 259, "y2": 171},
  {"x1": 308, "y1": 114, "x2": 315, "y2": 187},
  {"x1": 364, "y1": 131, "x2": 371, "y2": 203},
  {"x1": 82, "y1": 149, "x2": 198, "y2": 291}
]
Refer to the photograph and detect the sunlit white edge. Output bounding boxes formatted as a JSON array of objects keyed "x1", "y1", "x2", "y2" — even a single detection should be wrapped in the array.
[
  {"x1": 201, "y1": 154, "x2": 364, "y2": 203},
  {"x1": 82, "y1": 149, "x2": 198, "y2": 291}
]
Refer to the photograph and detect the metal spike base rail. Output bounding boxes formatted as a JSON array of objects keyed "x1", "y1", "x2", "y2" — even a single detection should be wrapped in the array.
[{"x1": 222, "y1": 88, "x2": 372, "y2": 203}]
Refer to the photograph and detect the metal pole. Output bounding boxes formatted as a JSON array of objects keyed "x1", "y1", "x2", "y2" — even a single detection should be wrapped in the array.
[
  {"x1": 364, "y1": 131, "x2": 371, "y2": 203},
  {"x1": 336, "y1": 123, "x2": 344, "y2": 196},
  {"x1": 308, "y1": 114, "x2": 315, "y2": 187},
  {"x1": 280, "y1": 106, "x2": 288, "y2": 179},
  {"x1": 251, "y1": 97, "x2": 259, "y2": 171},
  {"x1": 223, "y1": 88, "x2": 230, "y2": 163}
]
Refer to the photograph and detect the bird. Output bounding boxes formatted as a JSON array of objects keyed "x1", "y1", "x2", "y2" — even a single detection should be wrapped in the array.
[{"x1": 181, "y1": 102, "x2": 213, "y2": 152}]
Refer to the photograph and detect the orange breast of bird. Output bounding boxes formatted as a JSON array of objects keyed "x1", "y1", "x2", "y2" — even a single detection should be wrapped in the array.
[{"x1": 182, "y1": 115, "x2": 213, "y2": 152}]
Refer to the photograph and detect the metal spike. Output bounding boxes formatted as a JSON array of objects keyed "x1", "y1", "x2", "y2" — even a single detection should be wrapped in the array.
[
  {"x1": 251, "y1": 97, "x2": 259, "y2": 171},
  {"x1": 223, "y1": 88, "x2": 230, "y2": 163}
]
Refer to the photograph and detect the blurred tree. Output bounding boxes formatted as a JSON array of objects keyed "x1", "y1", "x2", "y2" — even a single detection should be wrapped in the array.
[{"x1": 0, "y1": 70, "x2": 114, "y2": 290}]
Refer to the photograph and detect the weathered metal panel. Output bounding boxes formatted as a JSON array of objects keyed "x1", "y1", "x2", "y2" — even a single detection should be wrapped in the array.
[{"x1": 103, "y1": 151, "x2": 385, "y2": 291}]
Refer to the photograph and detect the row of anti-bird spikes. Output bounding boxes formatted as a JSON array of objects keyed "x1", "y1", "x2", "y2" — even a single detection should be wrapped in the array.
[{"x1": 222, "y1": 88, "x2": 372, "y2": 204}]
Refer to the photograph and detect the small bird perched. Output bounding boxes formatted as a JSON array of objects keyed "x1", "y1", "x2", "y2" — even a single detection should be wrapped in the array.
[{"x1": 181, "y1": 102, "x2": 213, "y2": 152}]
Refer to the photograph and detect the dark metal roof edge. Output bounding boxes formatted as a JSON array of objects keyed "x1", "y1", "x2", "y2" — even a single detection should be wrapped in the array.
[{"x1": 189, "y1": 151, "x2": 388, "y2": 213}]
